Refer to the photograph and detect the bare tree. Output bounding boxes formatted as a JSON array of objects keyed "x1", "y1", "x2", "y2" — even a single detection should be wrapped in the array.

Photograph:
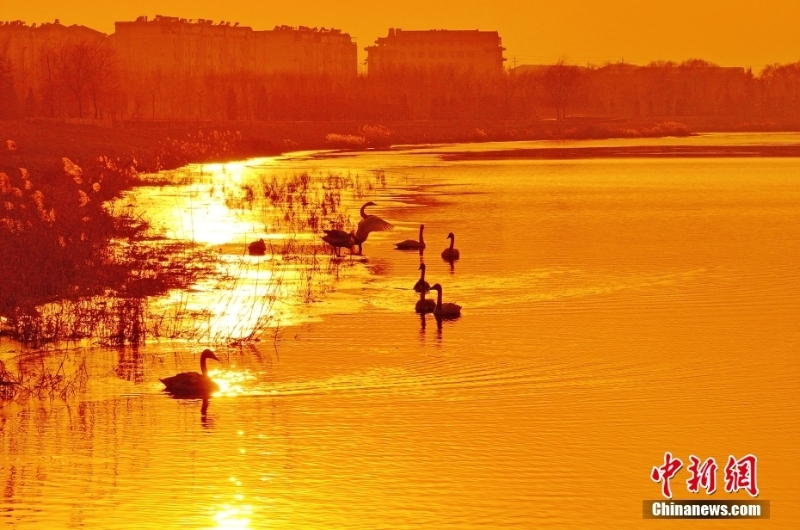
[
  {"x1": 56, "y1": 42, "x2": 92, "y2": 118},
  {"x1": 0, "y1": 41, "x2": 19, "y2": 119},
  {"x1": 86, "y1": 41, "x2": 117, "y2": 119},
  {"x1": 40, "y1": 49, "x2": 60, "y2": 117},
  {"x1": 541, "y1": 59, "x2": 582, "y2": 120},
  {"x1": 55, "y1": 40, "x2": 117, "y2": 119}
]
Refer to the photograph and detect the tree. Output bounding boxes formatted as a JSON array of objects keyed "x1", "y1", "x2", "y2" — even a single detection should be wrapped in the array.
[
  {"x1": 541, "y1": 59, "x2": 582, "y2": 120},
  {"x1": 55, "y1": 40, "x2": 117, "y2": 119},
  {"x1": 0, "y1": 44, "x2": 19, "y2": 119}
]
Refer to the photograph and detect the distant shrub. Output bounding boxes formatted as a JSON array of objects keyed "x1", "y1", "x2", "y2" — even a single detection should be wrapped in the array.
[
  {"x1": 325, "y1": 133, "x2": 367, "y2": 148},
  {"x1": 556, "y1": 121, "x2": 692, "y2": 140},
  {"x1": 360, "y1": 124, "x2": 393, "y2": 147},
  {"x1": 639, "y1": 122, "x2": 692, "y2": 137},
  {"x1": 156, "y1": 130, "x2": 242, "y2": 169}
]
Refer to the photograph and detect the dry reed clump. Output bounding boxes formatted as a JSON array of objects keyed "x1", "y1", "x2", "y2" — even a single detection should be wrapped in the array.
[
  {"x1": 155, "y1": 130, "x2": 242, "y2": 170},
  {"x1": 360, "y1": 124, "x2": 393, "y2": 147},
  {"x1": 325, "y1": 133, "x2": 367, "y2": 148},
  {"x1": 6, "y1": 238, "x2": 220, "y2": 348},
  {"x1": 248, "y1": 169, "x2": 389, "y2": 236},
  {"x1": 325, "y1": 126, "x2": 393, "y2": 148},
  {"x1": 0, "y1": 140, "x2": 218, "y2": 348},
  {"x1": 0, "y1": 351, "x2": 89, "y2": 403},
  {"x1": 1, "y1": 144, "x2": 138, "y2": 316}
]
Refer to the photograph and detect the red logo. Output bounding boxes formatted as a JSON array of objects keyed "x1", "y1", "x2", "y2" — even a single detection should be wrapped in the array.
[
  {"x1": 724, "y1": 454, "x2": 760, "y2": 497},
  {"x1": 652, "y1": 452, "x2": 759, "y2": 498},
  {"x1": 651, "y1": 452, "x2": 683, "y2": 499},
  {"x1": 686, "y1": 455, "x2": 718, "y2": 494}
]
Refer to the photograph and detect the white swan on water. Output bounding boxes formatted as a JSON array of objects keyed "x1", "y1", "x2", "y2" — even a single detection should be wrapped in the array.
[
  {"x1": 160, "y1": 349, "x2": 220, "y2": 397},
  {"x1": 321, "y1": 229, "x2": 355, "y2": 256},
  {"x1": 354, "y1": 201, "x2": 394, "y2": 254},
  {"x1": 395, "y1": 224, "x2": 426, "y2": 250},
  {"x1": 441, "y1": 232, "x2": 460, "y2": 260},
  {"x1": 415, "y1": 290, "x2": 436, "y2": 313},
  {"x1": 413, "y1": 263, "x2": 430, "y2": 293},
  {"x1": 430, "y1": 283, "x2": 462, "y2": 318}
]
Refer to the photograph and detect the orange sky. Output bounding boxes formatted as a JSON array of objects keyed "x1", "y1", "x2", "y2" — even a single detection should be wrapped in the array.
[{"x1": 4, "y1": 0, "x2": 800, "y2": 70}]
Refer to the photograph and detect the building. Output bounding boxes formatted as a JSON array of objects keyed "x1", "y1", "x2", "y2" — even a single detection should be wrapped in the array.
[
  {"x1": 365, "y1": 28, "x2": 506, "y2": 77},
  {"x1": 112, "y1": 15, "x2": 357, "y2": 79}
]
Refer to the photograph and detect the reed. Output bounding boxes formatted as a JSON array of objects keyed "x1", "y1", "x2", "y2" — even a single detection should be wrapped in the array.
[
  {"x1": 0, "y1": 350, "x2": 89, "y2": 403},
  {"x1": 1, "y1": 133, "x2": 390, "y2": 350}
]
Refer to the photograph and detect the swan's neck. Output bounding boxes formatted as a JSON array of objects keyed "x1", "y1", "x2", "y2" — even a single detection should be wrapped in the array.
[
  {"x1": 420, "y1": 267, "x2": 426, "y2": 282},
  {"x1": 360, "y1": 204, "x2": 368, "y2": 219},
  {"x1": 200, "y1": 357, "x2": 208, "y2": 376},
  {"x1": 449, "y1": 236, "x2": 455, "y2": 250},
  {"x1": 436, "y1": 288, "x2": 443, "y2": 309},
  {"x1": 419, "y1": 226, "x2": 424, "y2": 244}
]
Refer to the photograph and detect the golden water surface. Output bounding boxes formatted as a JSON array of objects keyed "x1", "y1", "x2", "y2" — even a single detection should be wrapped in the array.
[{"x1": 1, "y1": 133, "x2": 799, "y2": 528}]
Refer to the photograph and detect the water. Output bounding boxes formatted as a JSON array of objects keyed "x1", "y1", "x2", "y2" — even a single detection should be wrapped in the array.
[{"x1": 2, "y1": 133, "x2": 799, "y2": 528}]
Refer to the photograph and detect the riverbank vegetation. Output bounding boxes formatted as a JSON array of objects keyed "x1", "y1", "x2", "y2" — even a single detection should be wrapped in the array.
[{"x1": 0, "y1": 128, "x2": 382, "y2": 353}]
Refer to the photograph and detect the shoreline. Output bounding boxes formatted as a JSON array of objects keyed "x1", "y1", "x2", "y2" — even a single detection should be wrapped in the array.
[
  {"x1": 4, "y1": 116, "x2": 798, "y2": 175},
  {"x1": 436, "y1": 143, "x2": 800, "y2": 161}
]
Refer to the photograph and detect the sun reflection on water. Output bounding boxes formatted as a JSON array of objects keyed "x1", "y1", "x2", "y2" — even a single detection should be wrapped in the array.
[
  {"x1": 212, "y1": 504, "x2": 252, "y2": 529},
  {"x1": 209, "y1": 368, "x2": 258, "y2": 396},
  {"x1": 128, "y1": 160, "x2": 374, "y2": 342}
]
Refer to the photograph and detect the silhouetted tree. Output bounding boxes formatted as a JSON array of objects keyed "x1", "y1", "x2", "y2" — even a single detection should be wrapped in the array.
[
  {"x1": 55, "y1": 40, "x2": 117, "y2": 118},
  {"x1": 0, "y1": 45, "x2": 19, "y2": 119},
  {"x1": 541, "y1": 59, "x2": 582, "y2": 119}
]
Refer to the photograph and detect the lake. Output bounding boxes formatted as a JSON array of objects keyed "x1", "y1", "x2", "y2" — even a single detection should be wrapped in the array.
[{"x1": 2, "y1": 133, "x2": 799, "y2": 528}]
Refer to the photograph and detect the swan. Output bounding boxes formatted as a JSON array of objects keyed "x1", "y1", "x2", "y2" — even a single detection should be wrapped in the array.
[
  {"x1": 248, "y1": 238, "x2": 266, "y2": 256},
  {"x1": 160, "y1": 349, "x2": 220, "y2": 397},
  {"x1": 430, "y1": 283, "x2": 462, "y2": 318},
  {"x1": 413, "y1": 263, "x2": 430, "y2": 293},
  {"x1": 395, "y1": 224, "x2": 426, "y2": 250},
  {"x1": 441, "y1": 232, "x2": 460, "y2": 260},
  {"x1": 354, "y1": 201, "x2": 394, "y2": 254},
  {"x1": 322, "y1": 229, "x2": 355, "y2": 256},
  {"x1": 415, "y1": 290, "x2": 436, "y2": 313}
]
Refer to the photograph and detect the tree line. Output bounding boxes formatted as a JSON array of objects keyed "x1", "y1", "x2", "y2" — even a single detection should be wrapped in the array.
[{"x1": 2, "y1": 40, "x2": 800, "y2": 124}]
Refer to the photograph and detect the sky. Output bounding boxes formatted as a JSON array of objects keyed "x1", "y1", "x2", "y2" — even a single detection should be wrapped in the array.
[{"x1": 3, "y1": 0, "x2": 800, "y2": 71}]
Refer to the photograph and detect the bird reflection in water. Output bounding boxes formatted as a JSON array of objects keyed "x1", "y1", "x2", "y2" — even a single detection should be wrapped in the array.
[
  {"x1": 201, "y1": 398, "x2": 215, "y2": 430},
  {"x1": 419, "y1": 313, "x2": 444, "y2": 334}
]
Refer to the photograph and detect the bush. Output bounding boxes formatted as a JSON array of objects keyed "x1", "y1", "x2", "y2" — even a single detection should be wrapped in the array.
[
  {"x1": 325, "y1": 133, "x2": 367, "y2": 148},
  {"x1": 0, "y1": 142, "x2": 138, "y2": 317}
]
